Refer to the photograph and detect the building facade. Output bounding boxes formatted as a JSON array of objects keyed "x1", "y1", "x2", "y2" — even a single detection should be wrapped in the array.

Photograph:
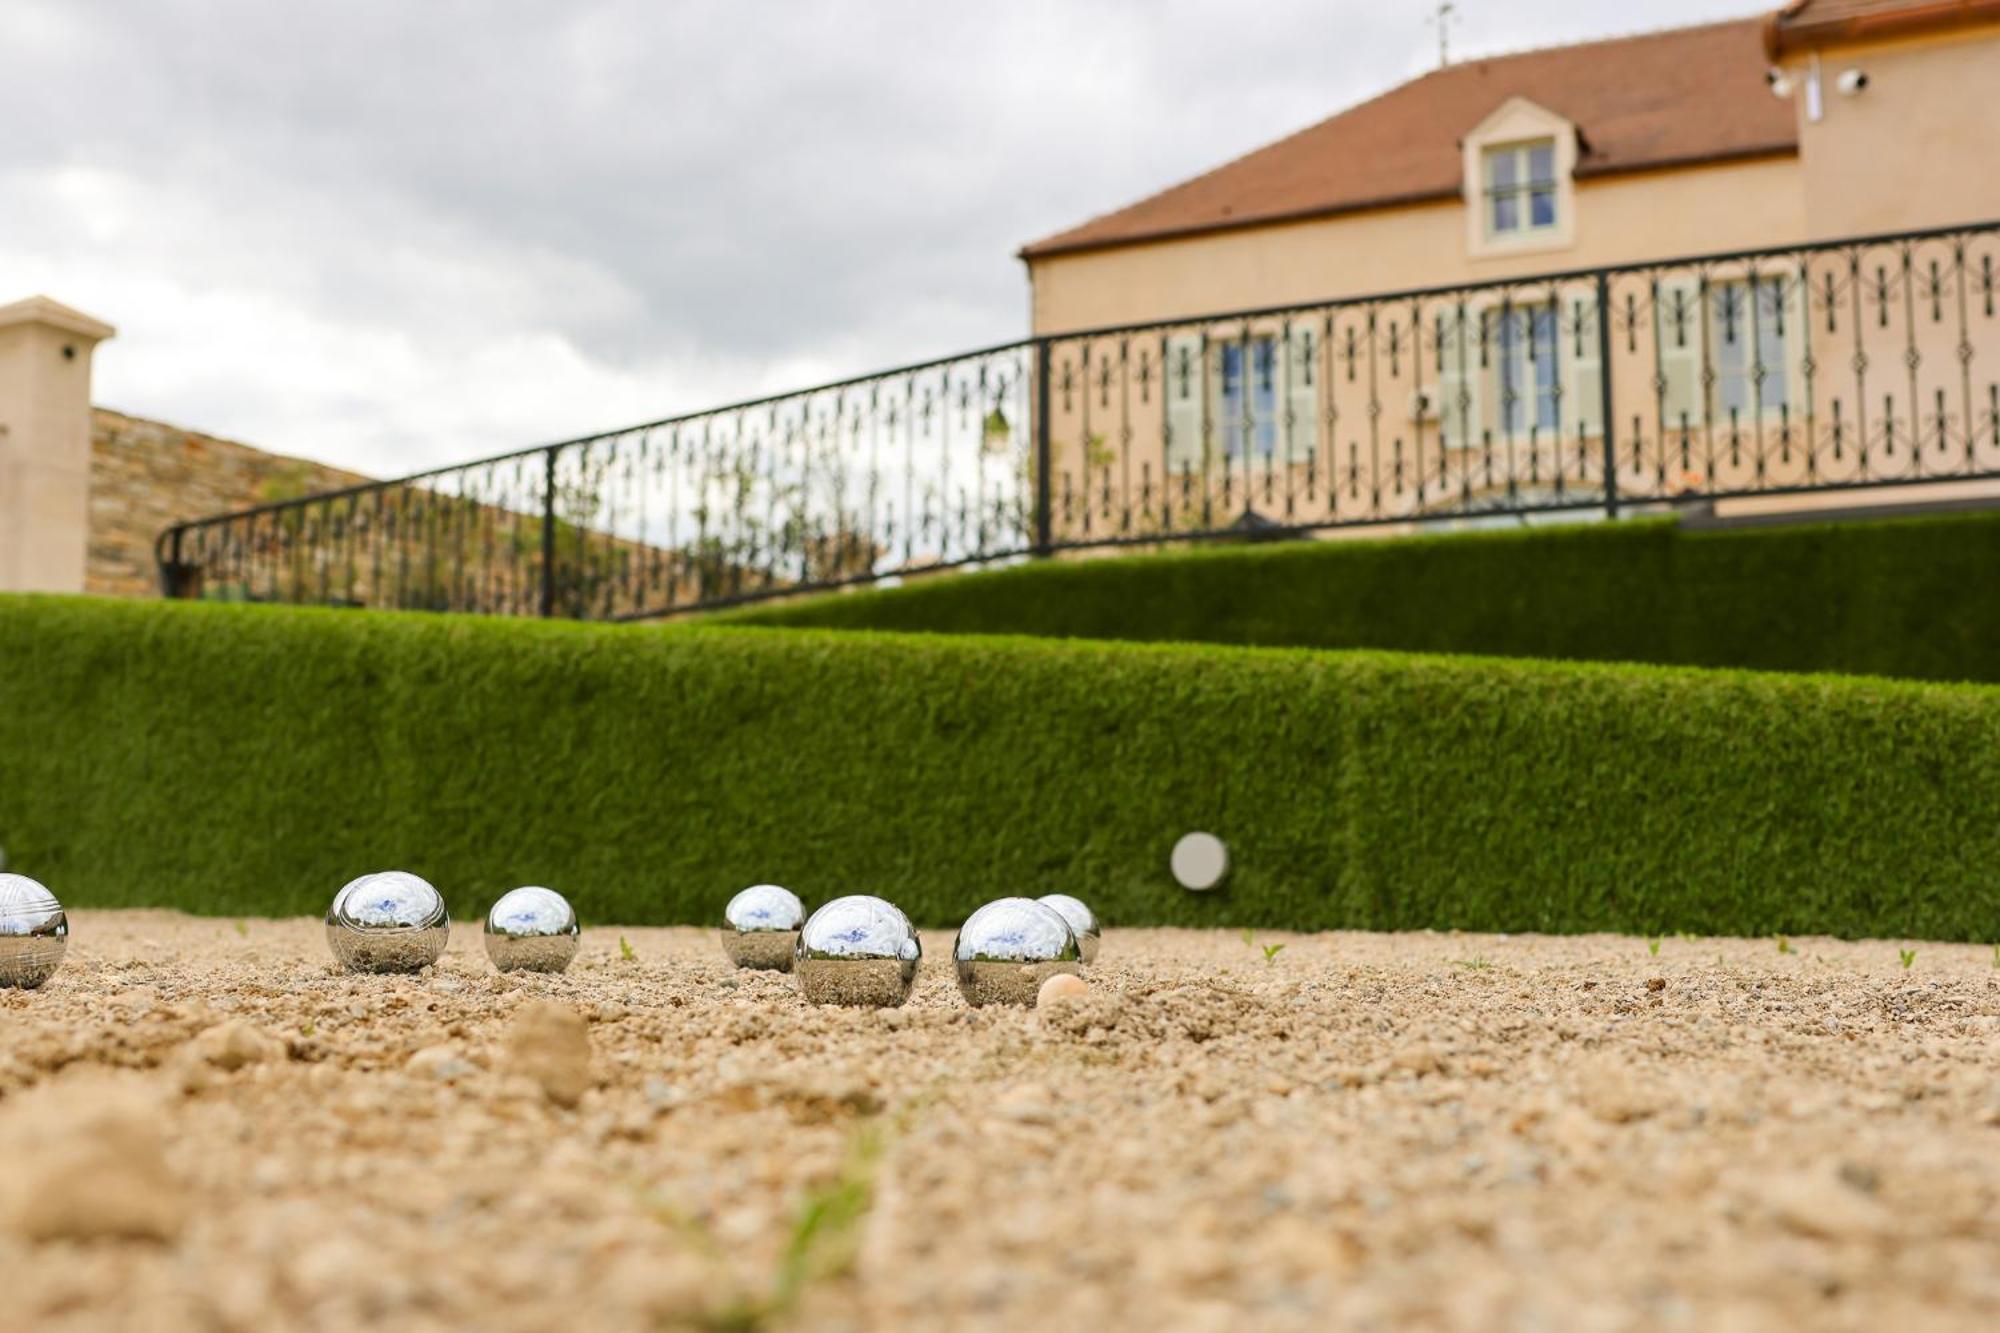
[{"x1": 1017, "y1": 2, "x2": 2000, "y2": 536}]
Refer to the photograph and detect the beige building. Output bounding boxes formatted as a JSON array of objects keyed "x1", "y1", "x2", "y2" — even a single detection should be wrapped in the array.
[{"x1": 1019, "y1": 1, "x2": 2000, "y2": 536}]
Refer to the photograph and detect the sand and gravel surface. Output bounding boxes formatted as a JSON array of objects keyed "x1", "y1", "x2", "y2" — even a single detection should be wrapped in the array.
[{"x1": 2, "y1": 912, "x2": 1997, "y2": 1332}]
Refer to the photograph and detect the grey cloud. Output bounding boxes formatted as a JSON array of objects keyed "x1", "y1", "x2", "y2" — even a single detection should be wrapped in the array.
[{"x1": 0, "y1": 0, "x2": 1758, "y2": 470}]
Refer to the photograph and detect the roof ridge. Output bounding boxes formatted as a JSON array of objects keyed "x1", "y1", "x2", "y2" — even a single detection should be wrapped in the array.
[{"x1": 1437, "y1": 10, "x2": 1770, "y2": 70}]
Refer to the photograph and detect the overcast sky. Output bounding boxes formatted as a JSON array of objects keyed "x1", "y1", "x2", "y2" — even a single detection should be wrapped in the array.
[{"x1": 2, "y1": 0, "x2": 1759, "y2": 475}]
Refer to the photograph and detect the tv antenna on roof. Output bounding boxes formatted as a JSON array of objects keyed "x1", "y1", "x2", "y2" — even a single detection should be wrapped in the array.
[{"x1": 1427, "y1": 2, "x2": 1461, "y2": 68}]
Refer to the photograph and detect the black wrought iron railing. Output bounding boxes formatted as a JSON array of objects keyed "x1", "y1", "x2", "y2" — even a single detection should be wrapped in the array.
[{"x1": 159, "y1": 221, "x2": 2000, "y2": 618}]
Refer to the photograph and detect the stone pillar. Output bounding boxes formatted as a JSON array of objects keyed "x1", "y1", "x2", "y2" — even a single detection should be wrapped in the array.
[{"x1": 0, "y1": 296, "x2": 116, "y2": 593}]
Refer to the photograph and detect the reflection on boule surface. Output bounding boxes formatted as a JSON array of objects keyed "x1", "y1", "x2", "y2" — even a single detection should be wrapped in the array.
[
  {"x1": 484, "y1": 886, "x2": 580, "y2": 973},
  {"x1": 326, "y1": 870, "x2": 450, "y2": 973},
  {"x1": 721, "y1": 884, "x2": 806, "y2": 971},
  {"x1": 794, "y1": 895, "x2": 920, "y2": 1007},
  {"x1": 0, "y1": 873, "x2": 68, "y2": 990},
  {"x1": 1035, "y1": 893, "x2": 1101, "y2": 965},
  {"x1": 954, "y1": 897, "x2": 1081, "y2": 1006}
]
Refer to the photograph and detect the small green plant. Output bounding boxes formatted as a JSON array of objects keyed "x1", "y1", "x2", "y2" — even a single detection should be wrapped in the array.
[
  {"x1": 1899, "y1": 948, "x2": 1916, "y2": 970},
  {"x1": 662, "y1": 1119, "x2": 890, "y2": 1331},
  {"x1": 767, "y1": 1123, "x2": 884, "y2": 1314},
  {"x1": 1775, "y1": 934, "x2": 1792, "y2": 955},
  {"x1": 618, "y1": 934, "x2": 637, "y2": 962},
  {"x1": 233, "y1": 920, "x2": 248, "y2": 937},
  {"x1": 300, "y1": 1022, "x2": 315, "y2": 1037},
  {"x1": 1240, "y1": 927, "x2": 1255, "y2": 948},
  {"x1": 1647, "y1": 936, "x2": 1661, "y2": 957},
  {"x1": 1452, "y1": 957, "x2": 1492, "y2": 970},
  {"x1": 1991, "y1": 944, "x2": 1999, "y2": 970},
  {"x1": 1261, "y1": 943, "x2": 1286, "y2": 966}
]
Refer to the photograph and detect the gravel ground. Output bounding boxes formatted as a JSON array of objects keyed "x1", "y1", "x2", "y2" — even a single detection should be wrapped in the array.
[{"x1": 2, "y1": 911, "x2": 1997, "y2": 1332}]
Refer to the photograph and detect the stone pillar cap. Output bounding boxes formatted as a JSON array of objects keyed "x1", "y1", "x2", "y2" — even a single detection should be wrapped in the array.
[{"x1": 0, "y1": 295, "x2": 116, "y2": 342}]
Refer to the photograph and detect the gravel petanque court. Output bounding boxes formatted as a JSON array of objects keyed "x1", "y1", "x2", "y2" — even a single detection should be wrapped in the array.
[{"x1": 2, "y1": 913, "x2": 1997, "y2": 1331}]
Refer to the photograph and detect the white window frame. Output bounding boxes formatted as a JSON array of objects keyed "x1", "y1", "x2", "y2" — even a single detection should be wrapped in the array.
[{"x1": 1482, "y1": 140, "x2": 1559, "y2": 240}]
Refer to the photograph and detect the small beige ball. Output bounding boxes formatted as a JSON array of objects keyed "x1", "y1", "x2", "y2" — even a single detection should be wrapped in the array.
[{"x1": 1037, "y1": 973, "x2": 1089, "y2": 1006}]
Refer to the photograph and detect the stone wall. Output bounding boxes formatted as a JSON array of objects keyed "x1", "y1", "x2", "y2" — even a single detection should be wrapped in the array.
[{"x1": 85, "y1": 408, "x2": 371, "y2": 598}]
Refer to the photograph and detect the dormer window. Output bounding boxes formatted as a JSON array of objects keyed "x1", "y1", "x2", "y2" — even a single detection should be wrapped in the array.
[
  {"x1": 1483, "y1": 140, "x2": 1558, "y2": 237},
  {"x1": 1462, "y1": 99, "x2": 1575, "y2": 259}
]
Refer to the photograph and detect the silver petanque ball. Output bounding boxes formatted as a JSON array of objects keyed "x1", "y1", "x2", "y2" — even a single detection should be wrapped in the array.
[
  {"x1": 1035, "y1": 893, "x2": 1101, "y2": 965},
  {"x1": 484, "y1": 886, "x2": 580, "y2": 973},
  {"x1": 954, "y1": 897, "x2": 1082, "y2": 1007},
  {"x1": 794, "y1": 895, "x2": 921, "y2": 1007},
  {"x1": 0, "y1": 873, "x2": 68, "y2": 990},
  {"x1": 326, "y1": 870, "x2": 450, "y2": 973},
  {"x1": 721, "y1": 883, "x2": 806, "y2": 971}
]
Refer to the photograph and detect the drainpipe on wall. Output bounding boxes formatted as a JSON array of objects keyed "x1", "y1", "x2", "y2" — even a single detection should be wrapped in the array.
[{"x1": 0, "y1": 296, "x2": 118, "y2": 593}]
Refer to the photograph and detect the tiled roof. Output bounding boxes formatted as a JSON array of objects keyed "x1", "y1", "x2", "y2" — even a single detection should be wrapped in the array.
[
  {"x1": 1022, "y1": 17, "x2": 1795, "y2": 260},
  {"x1": 1765, "y1": 0, "x2": 2000, "y2": 55}
]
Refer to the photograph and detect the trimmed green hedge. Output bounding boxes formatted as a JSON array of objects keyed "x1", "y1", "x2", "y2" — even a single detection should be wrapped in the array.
[
  {"x1": 4, "y1": 594, "x2": 1997, "y2": 939},
  {"x1": 729, "y1": 512, "x2": 2000, "y2": 684}
]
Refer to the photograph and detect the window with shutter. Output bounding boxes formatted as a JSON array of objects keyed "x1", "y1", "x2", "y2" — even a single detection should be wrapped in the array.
[
  {"x1": 1490, "y1": 304, "x2": 1559, "y2": 436},
  {"x1": 1712, "y1": 270, "x2": 1808, "y2": 416},
  {"x1": 1216, "y1": 339, "x2": 1261, "y2": 462},
  {"x1": 1215, "y1": 334, "x2": 1315, "y2": 464}
]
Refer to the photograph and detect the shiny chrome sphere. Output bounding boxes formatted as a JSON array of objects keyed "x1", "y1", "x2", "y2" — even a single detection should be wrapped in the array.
[
  {"x1": 721, "y1": 884, "x2": 806, "y2": 971},
  {"x1": 1035, "y1": 893, "x2": 1101, "y2": 965},
  {"x1": 0, "y1": 874, "x2": 68, "y2": 990},
  {"x1": 794, "y1": 895, "x2": 920, "y2": 1007},
  {"x1": 326, "y1": 870, "x2": 449, "y2": 973},
  {"x1": 953, "y1": 898, "x2": 1081, "y2": 1007},
  {"x1": 484, "y1": 886, "x2": 580, "y2": 973}
]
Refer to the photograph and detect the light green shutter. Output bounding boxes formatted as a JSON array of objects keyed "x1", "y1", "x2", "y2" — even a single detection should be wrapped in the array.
[
  {"x1": 1436, "y1": 302, "x2": 1481, "y2": 451},
  {"x1": 1164, "y1": 333, "x2": 1204, "y2": 475},
  {"x1": 1655, "y1": 278, "x2": 1706, "y2": 434},
  {"x1": 1780, "y1": 263, "x2": 1809, "y2": 420},
  {"x1": 1561, "y1": 291, "x2": 1603, "y2": 439},
  {"x1": 1284, "y1": 323, "x2": 1319, "y2": 464}
]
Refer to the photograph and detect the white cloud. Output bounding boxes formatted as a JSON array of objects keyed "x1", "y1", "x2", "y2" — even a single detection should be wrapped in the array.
[{"x1": 0, "y1": 0, "x2": 1760, "y2": 477}]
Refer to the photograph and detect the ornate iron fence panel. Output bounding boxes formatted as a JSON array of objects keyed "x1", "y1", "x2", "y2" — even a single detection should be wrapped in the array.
[
  {"x1": 157, "y1": 342, "x2": 1038, "y2": 618},
  {"x1": 159, "y1": 222, "x2": 2000, "y2": 618}
]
